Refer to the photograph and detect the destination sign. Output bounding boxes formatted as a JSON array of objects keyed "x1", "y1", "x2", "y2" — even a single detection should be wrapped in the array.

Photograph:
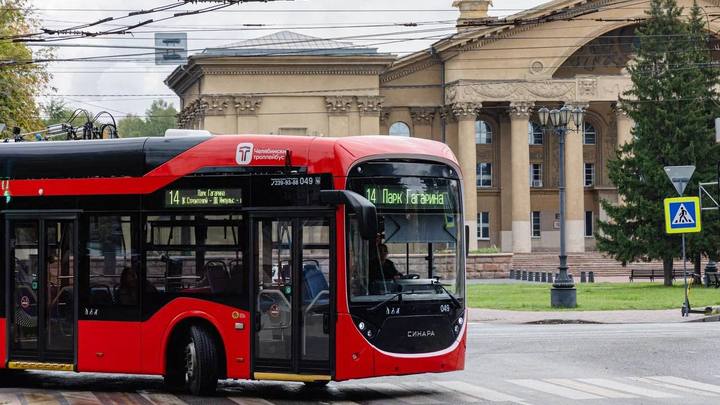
[
  {"x1": 165, "y1": 188, "x2": 242, "y2": 208},
  {"x1": 364, "y1": 186, "x2": 449, "y2": 209}
]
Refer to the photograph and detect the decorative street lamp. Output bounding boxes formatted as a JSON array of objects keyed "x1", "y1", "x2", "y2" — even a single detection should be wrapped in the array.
[{"x1": 537, "y1": 104, "x2": 585, "y2": 308}]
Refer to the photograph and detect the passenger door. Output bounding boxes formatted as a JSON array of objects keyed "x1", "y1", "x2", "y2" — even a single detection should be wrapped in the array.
[
  {"x1": 6, "y1": 214, "x2": 77, "y2": 366},
  {"x1": 251, "y1": 214, "x2": 334, "y2": 377}
]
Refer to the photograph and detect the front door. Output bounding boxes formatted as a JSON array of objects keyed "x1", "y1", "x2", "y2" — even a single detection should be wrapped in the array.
[
  {"x1": 6, "y1": 215, "x2": 77, "y2": 364},
  {"x1": 252, "y1": 214, "x2": 334, "y2": 376}
]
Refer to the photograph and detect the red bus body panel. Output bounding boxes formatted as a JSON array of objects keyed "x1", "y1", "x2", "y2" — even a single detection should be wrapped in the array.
[
  {"x1": 1, "y1": 135, "x2": 464, "y2": 380},
  {"x1": 78, "y1": 321, "x2": 142, "y2": 373}
]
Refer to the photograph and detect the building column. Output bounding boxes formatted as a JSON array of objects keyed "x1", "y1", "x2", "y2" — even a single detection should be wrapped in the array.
[
  {"x1": 357, "y1": 96, "x2": 383, "y2": 135},
  {"x1": 612, "y1": 102, "x2": 635, "y2": 207},
  {"x1": 326, "y1": 96, "x2": 353, "y2": 136},
  {"x1": 509, "y1": 101, "x2": 533, "y2": 253},
  {"x1": 453, "y1": 102, "x2": 480, "y2": 252},
  {"x1": 615, "y1": 102, "x2": 634, "y2": 150},
  {"x1": 410, "y1": 107, "x2": 436, "y2": 140},
  {"x1": 565, "y1": 105, "x2": 586, "y2": 253},
  {"x1": 235, "y1": 96, "x2": 262, "y2": 134}
]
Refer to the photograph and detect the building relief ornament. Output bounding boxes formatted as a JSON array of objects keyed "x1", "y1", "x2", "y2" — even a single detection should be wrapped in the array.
[
  {"x1": 177, "y1": 99, "x2": 206, "y2": 129},
  {"x1": 577, "y1": 78, "x2": 598, "y2": 98},
  {"x1": 410, "y1": 107, "x2": 437, "y2": 125},
  {"x1": 200, "y1": 95, "x2": 232, "y2": 116},
  {"x1": 356, "y1": 96, "x2": 384, "y2": 115},
  {"x1": 234, "y1": 96, "x2": 262, "y2": 115},
  {"x1": 325, "y1": 96, "x2": 354, "y2": 114},
  {"x1": 446, "y1": 81, "x2": 576, "y2": 104},
  {"x1": 452, "y1": 102, "x2": 481, "y2": 120},
  {"x1": 509, "y1": 101, "x2": 534, "y2": 118}
]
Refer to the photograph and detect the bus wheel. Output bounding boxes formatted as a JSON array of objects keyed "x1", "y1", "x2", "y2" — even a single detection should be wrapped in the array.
[{"x1": 185, "y1": 325, "x2": 219, "y2": 396}]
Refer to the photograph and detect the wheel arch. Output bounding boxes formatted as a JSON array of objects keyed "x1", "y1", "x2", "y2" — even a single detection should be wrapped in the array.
[{"x1": 162, "y1": 313, "x2": 228, "y2": 379}]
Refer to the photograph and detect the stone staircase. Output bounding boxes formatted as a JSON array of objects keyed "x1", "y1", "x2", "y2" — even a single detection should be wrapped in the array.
[{"x1": 511, "y1": 252, "x2": 706, "y2": 279}]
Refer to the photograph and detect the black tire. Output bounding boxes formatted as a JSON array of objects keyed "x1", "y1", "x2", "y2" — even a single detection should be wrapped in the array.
[
  {"x1": 163, "y1": 354, "x2": 186, "y2": 392},
  {"x1": 186, "y1": 325, "x2": 219, "y2": 396}
]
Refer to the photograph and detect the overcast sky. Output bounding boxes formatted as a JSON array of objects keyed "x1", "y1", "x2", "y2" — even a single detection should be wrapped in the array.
[{"x1": 32, "y1": 0, "x2": 547, "y2": 118}]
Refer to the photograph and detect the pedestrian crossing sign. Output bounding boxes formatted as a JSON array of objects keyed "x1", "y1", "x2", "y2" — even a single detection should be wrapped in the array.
[{"x1": 664, "y1": 197, "x2": 702, "y2": 234}]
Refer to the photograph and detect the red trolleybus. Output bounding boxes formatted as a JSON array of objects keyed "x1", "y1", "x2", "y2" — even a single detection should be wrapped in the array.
[{"x1": 0, "y1": 133, "x2": 466, "y2": 395}]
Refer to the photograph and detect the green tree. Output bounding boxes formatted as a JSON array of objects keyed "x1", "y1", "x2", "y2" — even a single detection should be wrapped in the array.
[
  {"x1": 0, "y1": 0, "x2": 50, "y2": 135},
  {"x1": 118, "y1": 99, "x2": 178, "y2": 137},
  {"x1": 41, "y1": 98, "x2": 76, "y2": 127},
  {"x1": 597, "y1": 0, "x2": 720, "y2": 286}
]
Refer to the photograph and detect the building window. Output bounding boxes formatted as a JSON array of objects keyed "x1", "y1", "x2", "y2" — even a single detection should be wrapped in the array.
[
  {"x1": 478, "y1": 212, "x2": 490, "y2": 240},
  {"x1": 585, "y1": 211, "x2": 594, "y2": 237},
  {"x1": 528, "y1": 122, "x2": 543, "y2": 145},
  {"x1": 477, "y1": 162, "x2": 492, "y2": 187},
  {"x1": 583, "y1": 122, "x2": 597, "y2": 145},
  {"x1": 476, "y1": 120, "x2": 492, "y2": 144},
  {"x1": 389, "y1": 122, "x2": 411, "y2": 137},
  {"x1": 531, "y1": 211, "x2": 541, "y2": 238},
  {"x1": 585, "y1": 163, "x2": 595, "y2": 187},
  {"x1": 529, "y1": 163, "x2": 543, "y2": 187}
]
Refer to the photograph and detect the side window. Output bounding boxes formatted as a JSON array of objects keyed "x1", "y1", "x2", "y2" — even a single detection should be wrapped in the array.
[
  {"x1": 86, "y1": 215, "x2": 138, "y2": 310},
  {"x1": 145, "y1": 215, "x2": 245, "y2": 298}
]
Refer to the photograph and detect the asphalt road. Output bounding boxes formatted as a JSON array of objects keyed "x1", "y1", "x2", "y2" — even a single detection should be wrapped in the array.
[{"x1": 2, "y1": 322, "x2": 720, "y2": 404}]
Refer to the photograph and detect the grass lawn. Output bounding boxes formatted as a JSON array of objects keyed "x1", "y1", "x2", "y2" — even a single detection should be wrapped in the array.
[{"x1": 466, "y1": 282, "x2": 720, "y2": 311}]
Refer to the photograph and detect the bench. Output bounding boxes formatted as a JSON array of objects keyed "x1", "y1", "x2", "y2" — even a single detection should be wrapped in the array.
[{"x1": 629, "y1": 269, "x2": 660, "y2": 282}]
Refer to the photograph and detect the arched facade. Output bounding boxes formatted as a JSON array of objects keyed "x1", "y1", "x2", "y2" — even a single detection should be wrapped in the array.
[{"x1": 166, "y1": 0, "x2": 720, "y2": 254}]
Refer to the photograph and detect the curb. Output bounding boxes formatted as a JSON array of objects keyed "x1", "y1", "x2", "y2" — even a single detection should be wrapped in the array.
[{"x1": 688, "y1": 315, "x2": 720, "y2": 322}]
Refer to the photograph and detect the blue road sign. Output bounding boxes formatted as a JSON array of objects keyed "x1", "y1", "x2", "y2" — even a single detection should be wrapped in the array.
[{"x1": 664, "y1": 197, "x2": 702, "y2": 234}]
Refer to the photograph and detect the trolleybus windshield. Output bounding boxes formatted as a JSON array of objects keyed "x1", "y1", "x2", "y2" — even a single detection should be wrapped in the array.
[{"x1": 347, "y1": 175, "x2": 464, "y2": 304}]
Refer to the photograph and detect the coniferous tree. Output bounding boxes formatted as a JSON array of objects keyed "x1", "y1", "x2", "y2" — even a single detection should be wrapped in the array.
[{"x1": 597, "y1": 0, "x2": 720, "y2": 286}]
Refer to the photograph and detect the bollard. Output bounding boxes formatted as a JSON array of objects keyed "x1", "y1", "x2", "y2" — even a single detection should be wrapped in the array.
[
  {"x1": 580, "y1": 271, "x2": 587, "y2": 283},
  {"x1": 589, "y1": 271, "x2": 595, "y2": 283},
  {"x1": 515, "y1": 270, "x2": 521, "y2": 280},
  {"x1": 509, "y1": 270, "x2": 515, "y2": 279},
  {"x1": 541, "y1": 272, "x2": 547, "y2": 282},
  {"x1": 522, "y1": 271, "x2": 527, "y2": 281}
]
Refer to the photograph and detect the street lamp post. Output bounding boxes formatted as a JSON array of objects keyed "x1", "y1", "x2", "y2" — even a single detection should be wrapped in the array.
[{"x1": 538, "y1": 105, "x2": 585, "y2": 308}]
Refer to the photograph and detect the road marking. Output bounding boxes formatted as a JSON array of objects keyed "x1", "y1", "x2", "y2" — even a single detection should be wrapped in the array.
[
  {"x1": 577, "y1": 378, "x2": 679, "y2": 398},
  {"x1": 364, "y1": 383, "x2": 439, "y2": 405},
  {"x1": 19, "y1": 393, "x2": 59, "y2": 405},
  {"x1": 647, "y1": 376, "x2": 720, "y2": 395},
  {"x1": 545, "y1": 379, "x2": 637, "y2": 398},
  {"x1": 59, "y1": 392, "x2": 102, "y2": 404},
  {"x1": 434, "y1": 381, "x2": 528, "y2": 403},
  {"x1": 0, "y1": 394, "x2": 21, "y2": 405},
  {"x1": 138, "y1": 392, "x2": 187, "y2": 405},
  {"x1": 508, "y1": 379, "x2": 602, "y2": 400},
  {"x1": 629, "y1": 377, "x2": 718, "y2": 396}
]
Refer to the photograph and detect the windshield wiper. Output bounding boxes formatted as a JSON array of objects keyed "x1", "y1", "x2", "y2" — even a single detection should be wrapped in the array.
[
  {"x1": 434, "y1": 281, "x2": 462, "y2": 309},
  {"x1": 368, "y1": 291, "x2": 410, "y2": 312}
]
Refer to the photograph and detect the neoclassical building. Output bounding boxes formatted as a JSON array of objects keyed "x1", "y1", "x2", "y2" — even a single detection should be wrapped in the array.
[{"x1": 166, "y1": 0, "x2": 716, "y2": 254}]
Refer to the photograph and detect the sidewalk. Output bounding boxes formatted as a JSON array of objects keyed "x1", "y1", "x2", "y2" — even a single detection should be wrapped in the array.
[{"x1": 468, "y1": 308, "x2": 718, "y2": 324}]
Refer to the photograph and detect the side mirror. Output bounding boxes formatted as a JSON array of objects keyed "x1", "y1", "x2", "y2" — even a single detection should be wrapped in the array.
[{"x1": 320, "y1": 190, "x2": 378, "y2": 239}]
